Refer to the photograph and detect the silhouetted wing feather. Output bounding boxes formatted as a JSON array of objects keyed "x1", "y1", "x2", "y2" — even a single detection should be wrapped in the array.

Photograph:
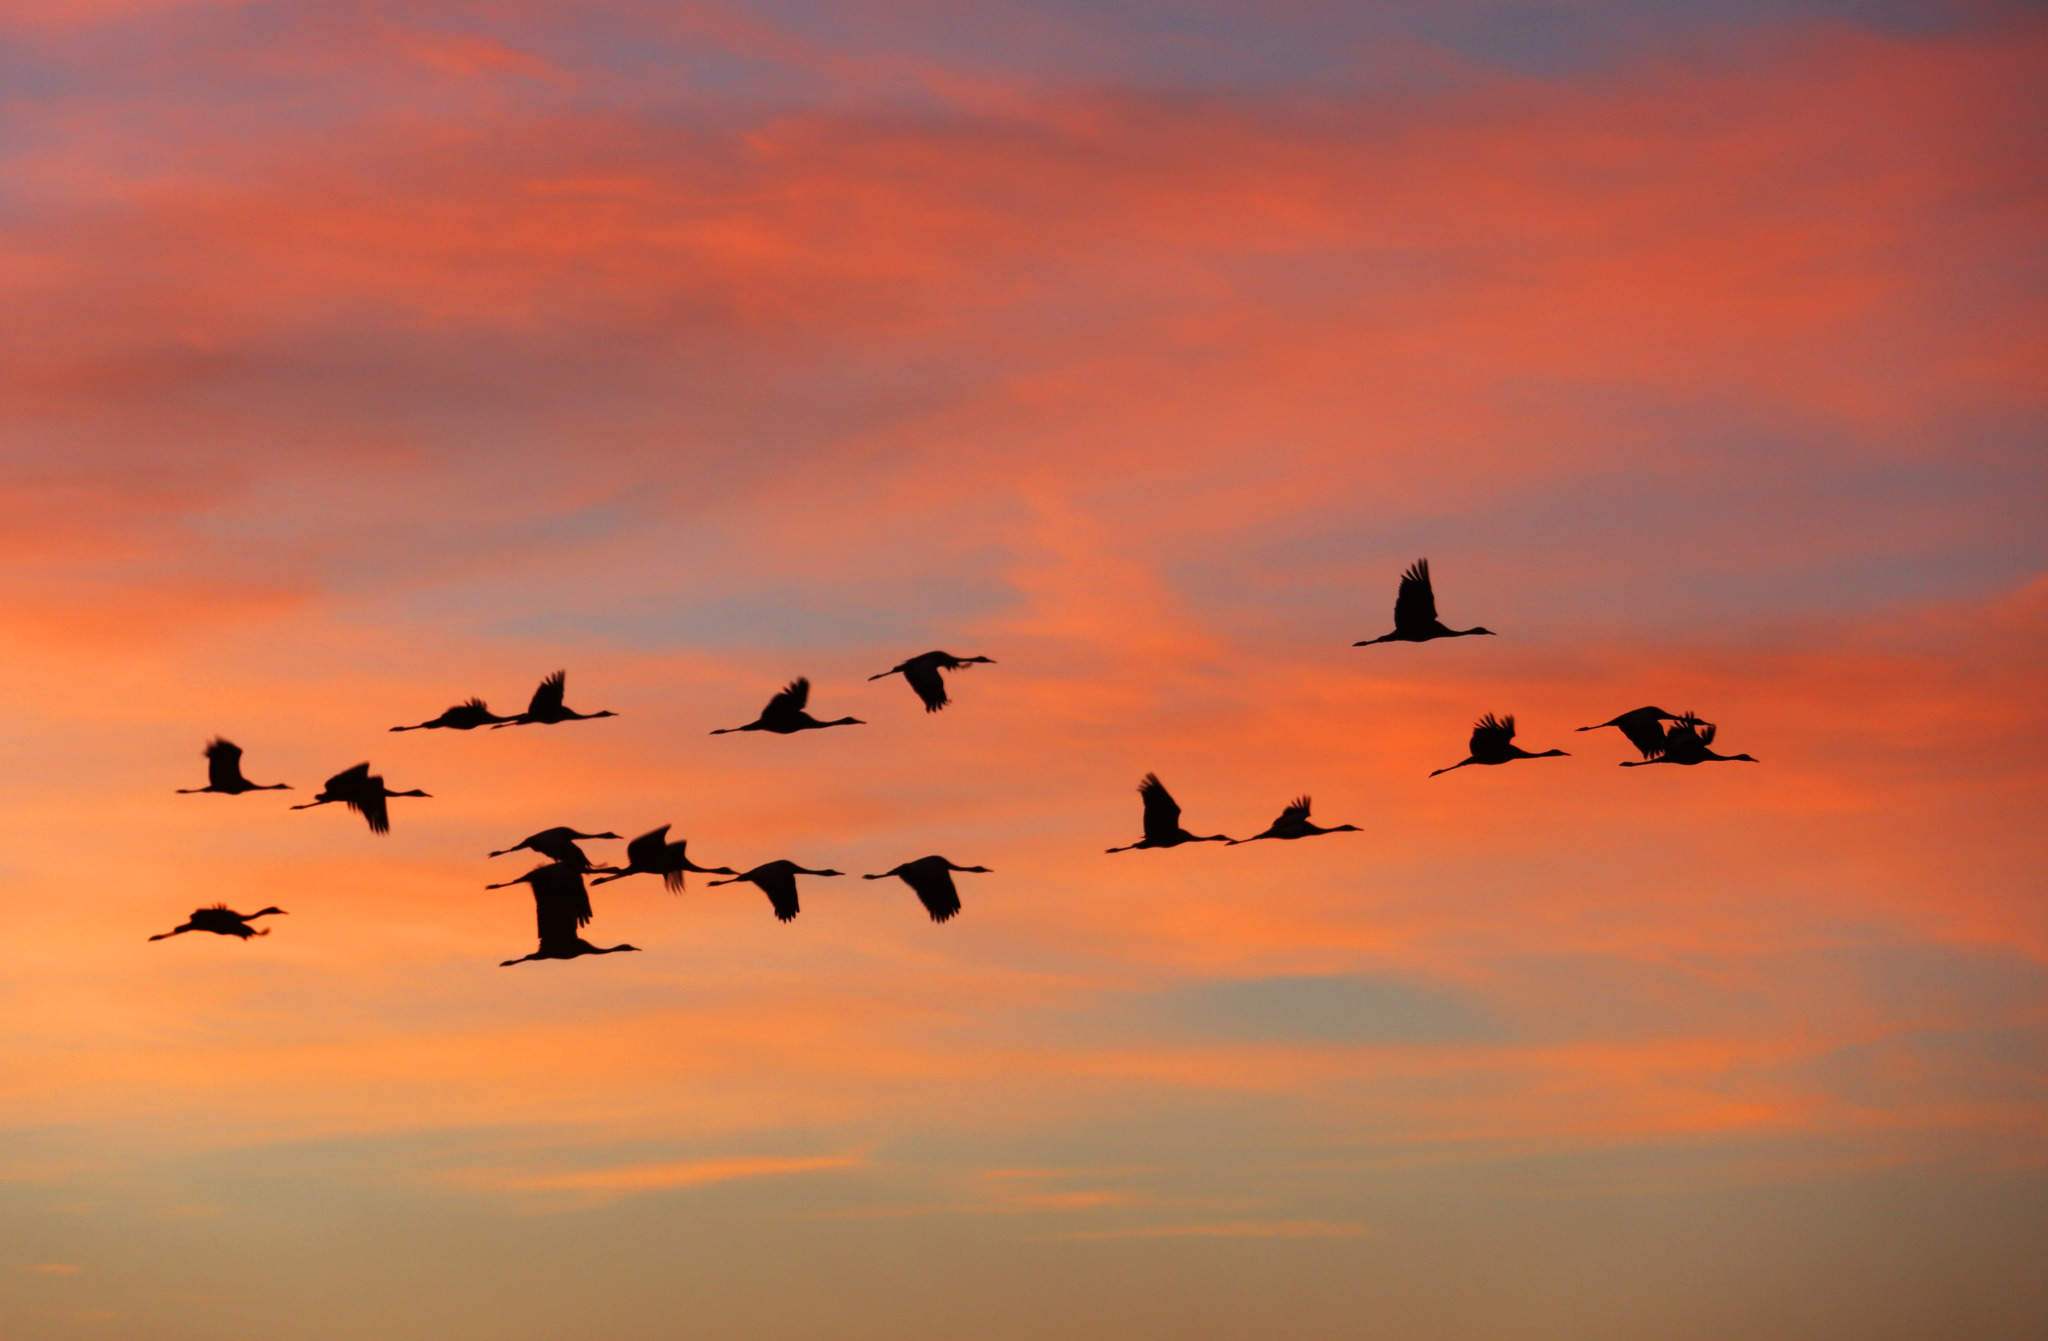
[
  {"x1": 326, "y1": 762, "x2": 372, "y2": 791},
  {"x1": 528, "y1": 672, "x2": 567, "y2": 716},
  {"x1": 1279, "y1": 796, "x2": 1312, "y2": 825},
  {"x1": 900, "y1": 863, "x2": 961, "y2": 923},
  {"x1": 625, "y1": 826, "x2": 670, "y2": 871},
  {"x1": 1138, "y1": 773, "x2": 1183, "y2": 842},
  {"x1": 904, "y1": 662, "x2": 948, "y2": 712},
  {"x1": 766, "y1": 678, "x2": 811, "y2": 715},
  {"x1": 205, "y1": 738, "x2": 247, "y2": 789},
  {"x1": 1393, "y1": 559, "x2": 1437, "y2": 632},
  {"x1": 1470, "y1": 714, "x2": 1514, "y2": 755},
  {"x1": 1615, "y1": 710, "x2": 1671, "y2": 759},
  {"x1": 351, "y1": 788, "x2": 391, "y2": 835},
  {"x1": 756, "y1": 868, "x2": 801, "y2": 921}
]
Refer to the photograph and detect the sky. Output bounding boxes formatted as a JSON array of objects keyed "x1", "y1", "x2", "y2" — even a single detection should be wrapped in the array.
[{"x1": 1, "y1": 0, "x2": 2044, "y2": 1336}]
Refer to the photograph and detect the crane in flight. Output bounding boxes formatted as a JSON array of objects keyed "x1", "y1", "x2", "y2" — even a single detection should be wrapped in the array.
[
  {"x1": 1576, "y1": 707, "x2": 1701, "y2": 759},
  {"x1": 706, "y1": 861, "x2": 843, "y2": 921},
  {"x1": 491, "y1": 862, "x2": 640, "y2": 965},
  {"x1": 1430, "y1": 714, "x2": 1568, "y2": 776},
  {"x1": 290, "y1": 763, "x2": 430, "y2": 833},
  {"x1": 868, "y1": 651, "x2": 996, "y2": 713},
  {"x1": 149, "y1": 905, "x2": 286, "y2": 941},
  {"x1": 176, "y1": 738, "x2": 290, "y2": 795},
  {"x1": 493, "y1": 672, "x2": 617, "y2": 727},
  {"x1": 1620, "y1": 718, "x2": 1758, "y2": 767},
  {"x1": 392, "y1": 698, "x2": 511, "y2": 731},
  {"x1": 710, "y1": 678, "x2": 863, "y2": 735},
  {"x1": 1230, "y1": 796, "x2": 1360, "y2": 843},
  {"x1": 1353, "y1": 559, "x2": 1495, "y2": 646},
  {"x1": 863, "y1": 856, "x2": 990, "y2": 923},
  {"x1": 1107, "y1": 774, "x2": 1234, "y2": 851},
  {"x1": 591, "y1": 826, "x2": 734, "y2": 891},
  {"x1": 488, "y1": 827, "x2": 622, "y2": 871}
]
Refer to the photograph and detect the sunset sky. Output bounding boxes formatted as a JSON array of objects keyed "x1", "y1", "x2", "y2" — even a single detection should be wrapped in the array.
[{"x1": 1, "y1": 0, "x2": 2044, "y2": 1336}]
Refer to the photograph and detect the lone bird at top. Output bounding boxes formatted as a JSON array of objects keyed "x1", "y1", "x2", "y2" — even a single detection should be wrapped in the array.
[
  {"x1": 290, "y1": 763, "x2": 430, "y2": 834},
  {"x1": 591, "y1": 826, "x2": 734, "y2": 892},
  {"x1": 710, "y1": 678, "x2": 863, "y2": 735},
  {"x1": 392, "y1": 698, "x2": 511, "y2": 731},
  {"x1": 493, "y1": 672, "x2": 617, "y2": 727},
  {"x1": 149, "y1": 904, "x2": 285, "y2": 941},
  {"x1": 491, "y1": 861, "x2": 639, "y2": 966},
  {"x1": 1107, "y1": 774, "x2": 1234, "y2": 852},
  {"x1": 706, "y1": 861, "x2": 843, "y2": 922},
  {"x1": 1576, "y1": 707, "x2": 1701, "y2": 760},
  {"x1": 1230, "y1": 796, "x2": 1360, "y2": 843},
  {"x1": 1620, "y1": 717, "x2": 1758, "y2": 767},
  {"x1": 1354, "y1": 559, "x2": 1495, "y2": 646},
  {"x1": 869, "y1": 651, "x2": 995, "y2": 713},
  {"x1": 177, "y1": 738, "x2": 291, "y2": 795},
  {"x1": 488, "y1": 827, "x2": 621, "y2": 872},
  {"x1": 1430, "y1": 714, "x2": 1568, "y2": 776},
  {"x1": 864, "y1": 856, "x2": 990, "y2": 923}
]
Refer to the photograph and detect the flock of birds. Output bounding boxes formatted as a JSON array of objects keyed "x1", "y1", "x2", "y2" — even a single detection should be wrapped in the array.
[{"x1": 157, "y1": 560, "x2": 1756, "y2": 964}]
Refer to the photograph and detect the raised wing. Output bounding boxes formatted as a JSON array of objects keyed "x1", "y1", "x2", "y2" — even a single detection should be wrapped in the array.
[
  {"x1": 1392, "y1": 559, "x2": 1438, "y2": 632},
  {"x1": 205, "y1": 737, "x2": 247, "y2": 789},
  {"x1": 325, "y1": 762, "x2": 372, "y2": 791},
  {"x1": 1470, "y1": 713, "x2": 1514, "y2": 755},
  {"x1": 1277, "y1": 795, "x2": 1312, "y2": 825},
  {"x1": 904, "y1": 660, "x2": 949, "y2": 712},
  {"x1": 527, "y1": 672, "x2": 567, "y2": 717},
  {"x1": 625, "y1": 826, "x2": 672, "y2": 873},
  {"x1": 1138, "y1": 773, "x2": 1183, "y2": 843},
  {"x1": 765, "y1": 677, "x2": 811, "y2": 716}
]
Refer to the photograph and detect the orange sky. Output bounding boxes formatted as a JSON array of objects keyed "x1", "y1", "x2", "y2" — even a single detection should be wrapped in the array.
[{"x1": 1, "y1": 2, "x2": 2044, "y2": 1337}]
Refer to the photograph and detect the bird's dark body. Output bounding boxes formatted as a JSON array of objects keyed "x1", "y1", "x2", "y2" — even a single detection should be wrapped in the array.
[
  {"x1": 177, "y1": 738, "x2": 290, "y2": 795},
  {"x1": 494, "y1": 672, "x2": 617, "y2": 727},
  {"x1": 1354, "y1": 559, "x2": 1495, "y2": 646},
  {"x1": 870, "y1": 651, "x2": 996, "y2": 712},
  {"x1": 1231, "y1": 797, "x2": 1360, "y2": 843},
  {"x1": 864, "y1": 856, "x2": 990, "y2": 922},
  {"x1": 291, "y1": 763, "x2": 430, "y2": 833},
  {"x1": 150, "y1": 904, "x2": 285, "y2": 941},
  {"x1": 1430, "y1": 715, "x2": 1568, "y2": 776},
  {"x1": 393, "y1": 698, "x2": 510, "y2": 731},
  {"x1": 711, "y1": 678, "x2": 863, "y2": 735}
]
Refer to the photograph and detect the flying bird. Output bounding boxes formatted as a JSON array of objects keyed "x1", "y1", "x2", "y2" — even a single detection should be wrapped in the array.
[
  {"x1": 488, "y1": 827, "x2": 622, "y2": 871},
  {"x1": 1576, "y1": 707, "x2": 1701, "y2": 760},
  {"x1": 391, "y1": 698, "x2": 511, "y2": 731},
  {"x1": 1229, "y1": 796, "x2": 1360, "y2": 843},
  {"x1": 706, "y1": 861, "x2": 843, "y2": 922},
  {"x1": 590, "y1": 826, "x2": 734, "y2": 892},
  {"x1": 289, "y1": 763, "x2": 430, "y2": 833},
  {"x1": 863, "y1": 856, "x2": 990, "y2": 923},
  {"x1": 176, "y1": 738, "x2": 291, "y2": 795},
  {"x1": 710, "y1": 678, "x2": 863, "y2": 735},
  {"x1": 492, "y1": 861, "x2": 639, "y2": 966},
  {"x1": 1354, "y1": 559, "x2": 1495, "y2": 646},
  {"x1": 1430, "y1": 714, "x2": 1568, "y2": 776},
  {"x1": 149, "y1": 905, "x2": 285, "y2": 941},
  {"x1": 869, "y1": 651, "x2": 996, "y2": 712},
  {"x1": 1620, "y1": 718, "x2": 1758, "y2": 767},
  {"x1": 493, "y1": 671, "x2": 617, "y2": 727},
  {"x1": 1107, "y1": 774, "x2": 1234, "y2": 852}
]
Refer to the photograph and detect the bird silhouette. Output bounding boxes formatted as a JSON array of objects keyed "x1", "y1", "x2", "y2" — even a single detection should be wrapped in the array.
[
  {"x1": 391, "y1": 698, "x2": 512, "y2": 731},
  {"x1": 863, "y1": 856, "x2": 990, "y2": 923},
  {"x1": 149, "y1": 904, "x2": 285, "y2": 941},
  {"x1": 710, "y1": 678, "x2": 863, "y2": 735},
  {"x1": 1430, "y1": 714, "x2": 1568, "y2": 776},
  {"x1": 1229, "y1": 796, "x2": 1360, "y2": 843},
  {"x1": 289, "y1": 763, "x2": 430, "y2": 833},
  {"x1": 492, "y1": 672, "x2": 617, "y2": 727},
  {"x1": 706, "y1": 861, "x2": 843, "y2": 921},
  {"x1": 1576, "y1": 707, "x2": 1701, "y2": 760},
  {"x1": 491, "y1": 861, "x2": 639, "y2": 966},
  {"x1": 1107, "y1": 774, "x2": 1234, "y2": 851},
  {"x1": 1619, "y1": 717, "x2": 1758, "y2": 767},
  {"x1": 1354, "y1": 559, "x2": 1495, "y2": 646},
  {"x1": 868, "y1": 651, "x2": 996, "y2": 712},
  {"x1": 590, "y1": 826, "x2": 734, "y2": 891},
  {"x1": 176, "y1": 738, "x2": 291, "y2": 795},
  {"x1": 488, "y1": 827, "x2": 622, "y2": 871}
]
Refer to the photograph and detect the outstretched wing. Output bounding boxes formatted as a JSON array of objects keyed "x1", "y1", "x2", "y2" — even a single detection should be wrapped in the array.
[
  {"x1": 351, "y1": 785, "x2": 391, "y2": 835},
  {"x1": 325, "y1": 762, "x2": 372, "y2": 791},
  {"x1": 1393, "y1": 559, "x2": 1437, "y2": 632},
  {"x1": 1471, "y1": 713, "x2": 1514, "y2": 754},
  {"x1": 757, "y1": 867, "x2": 801, "y2": 922},
  {"x1": 1138, "y1": 773, "x2": 1183, "y2": 842},
  {"x1": 1276, "y1": 795, "x2": 1312, "y2": 826},
  {"x1": 904, "y1": 661, "x2": 949, "y2": 712},
  {"x1": 899, "y1": 861, "x2": 962, "y2": 923},
  {"x1": 765, "y1": 677, "x2": 811, "y2": 715},
  {"x1": 205, "y1": 737, "x2": 247, "y2": 789},
  {"x1": 1610, "y1": 709, "x2": 1668, "y2": 759},
  {"x1": 625, "y1": 825, "x2": 671, "y2": 872},
  {"x1": 527, "y1": 672, "x2": 567, "y2": 716}
]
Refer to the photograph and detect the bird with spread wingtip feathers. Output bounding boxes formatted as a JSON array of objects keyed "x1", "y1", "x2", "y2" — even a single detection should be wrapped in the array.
[
  {"x1": 488, "y1": 827, "x2": 621, "y2": 871},
  {"x1": 1107, "y1": 774, "x2": 1234, "y2": 852},
  {"x1": 1353, "y1": 559, "x2": 1495, "y2": 646},
  {"x1": 490, "y1": 861, "x2": 639, "y2": 966},
  {"x1": 391, "y1": 698, "x2": 511, "y2": 731},
  {"x1": 492, "y1": 672, "x2": 617, "y2": 727},
  {"x1": 863, "y1": 856, "x2": 990, "y2": 923},
  {"x1": 176, "y1": 738, "x2": 291, "y2": 795},
  {"x1": 1620, "y1": 717, "x2": 1758, "y2": 767},
  {"x1": 1430, "y1": 714, "x2": 1568, "y2": 776},
  {"x1": 149, "y1": 904, "x2": 285, "y2": 941},
  {"x1": 706, "y1": 861, "x2": 843, "y2": 922},
  {"x1": 1576, "y1": 707, "x2": 1701, "y2": 760},
  {"x1": 1229, "y1": 796, "x2": 1360, "y2": 843},
  {"x1": 591, "y1": 826, "x2": 734, "y2": 892},
  {"x1": 289, "y1": 763, "x2": 430, "y2": 833},
  {"x1": 710, "y1": 678, "x2": 863, "y2": 735},
  {"x1": 868, "y1": 651, "x2": 996, "y2": 712}
]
